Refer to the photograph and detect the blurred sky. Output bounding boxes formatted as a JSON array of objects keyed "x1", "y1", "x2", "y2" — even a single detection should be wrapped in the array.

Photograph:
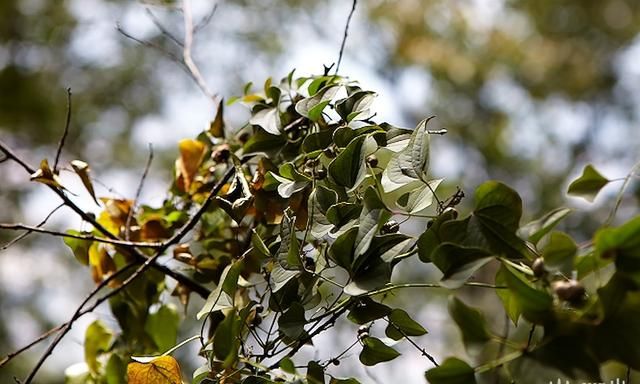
[{"x1": 2, "y1": 0, "x2": 640, "y2": 382}]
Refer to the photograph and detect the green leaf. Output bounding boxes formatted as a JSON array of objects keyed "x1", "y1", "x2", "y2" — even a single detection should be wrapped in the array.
[
  {"x1": 500, "y1": 264, "x2": 553, "y2": 324},
  {"x1": 328, "y1": 135, "x2": 376, "y2": 190},
  {"x1": 425, "y1": 357, "x2": 476, "y2": 384},
  {"x1": 385, "y1": 308, "x2": 427, "y2": 340},
  {"x1": 417, "y1": 209, "x2": 459, "y2": 262},
  {"x1": 495, "y1": 267, "x2": 521, "y2": 324},
  {"x1": 359, "y1": 337, "x2": 400, "y2": 366},
  {"x1": 347, "y1": 297, "x2": 391, "y2": 324},
  {"x1": 594, "y1": 216, "x2": 640, "y2": 284},
  {"x1": 448, "y1": 297, "x2": 491, "y2": 348},
  {"x1": 64, "y1": 231, "x2": 92, "y2": 265},
  {"x1": 296, "y1": 85, "x2": 340, "y2": 121},
  {"x1": 385, "y1": 117, "x2": 433, "y2": 183},
  {"x1": 213, "y1": 311, "x2": 241, "y2": 364},
  {"x1": 278, "y1": 302, "x2": 307, "y2": 339},
  {"x1": 105, "y1": 354, "x2": 127, "y2": 384},
  {"x1": 270, "y1": 263, "x2": 300, "y2": 292},
  {"x1": 243, "y1": 128, "x2": 287, "y2": 156},
  {"x1": 306, "y1": 361, "x2": 325, "y2": 384},
  {"x1": 567, "y1": 164, "x2": 610, "y2": 202},
  {"x1": 474, "y1": 181, "x2": 522, "y2": 231},
  {"x1": 518, "y1": 207, "x2": 572, "y2": 245},
  {"x1": 84, "y1": 320, "x2": 113, "y2": 374},
  {"x1": 328, "y1": 227, "x2": 358, "y2": 271},
  {"x1": 280, "y1": 357, "x2": 296, "y2": 374},
  {"x1": 277, "y1": 211, "x2": 301, "y2": 269},
  {"x1": 473, "y1": 181, "x2": 527, "y2": 258},
  {"x1": 431, "y1": 243, "x2": 493, "y2": 288},
  {"x1": 542, "y1": 232, "x2": 577, "y2": 275},
  {"x1": 144, "y1": 304, "x2": 179, "y2": 353},
  {"x1": 335, "y1": 90, "x2": 376, "y2": 122},
  {"x1": 196, "y1": 262, "x2": 243, "y2": 319},
  {"x1": 344, "y1": 259, "x2": 391, "y2": 296},
  {"x1": 250, "y1": 106, "x2": 281, "y2": 136}
]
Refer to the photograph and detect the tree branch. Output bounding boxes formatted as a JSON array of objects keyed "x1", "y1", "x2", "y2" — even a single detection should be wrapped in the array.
[
  {"x1": 0, "y1": 203, "x2": 64, "y2": 251},
  {"x1": 0, "y1": 223, "x2": 163, "y2": 249},
  {"x1": 23, "y1": 164, "x2": 236, "y2": 382},
  {"x1": 182, "y1": 0, "x2": 218, "y2": 103},
  {"x1": 335, "y1": 0, "x2": 357, "y2": 75},
  {"x1": 0, "y1": 139, "x2": 212, "y2": 298},
  {"x1": 53, "y1": 88, "x2": 72, "y2": 173}
]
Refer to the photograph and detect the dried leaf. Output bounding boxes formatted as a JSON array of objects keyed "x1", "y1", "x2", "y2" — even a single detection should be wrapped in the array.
[
  {"x1": 30, "y1": 159, "x2": 64, "y2": 188},
  {"x1": 127, "y1": 355, "x2": 182, "y2": 384},
  {"x1": 71, "y1": 160, "x2": 98, "y2": 204},
  {"x1": 209, "y1": 99, "x2": 225, "y2": 138}
]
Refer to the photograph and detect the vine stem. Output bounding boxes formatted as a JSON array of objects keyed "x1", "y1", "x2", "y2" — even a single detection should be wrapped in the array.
[{"x1": 605, "y1": 159, "x2": 640, "y2": 226}]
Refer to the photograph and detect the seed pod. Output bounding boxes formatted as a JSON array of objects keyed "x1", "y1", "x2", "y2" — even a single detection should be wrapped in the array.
[
  {"x1": 323, "y1": 146, "x2": 336, "y2": 158},
  {"x1": 315, "y1": 168, "x2": 327, "y2": 180},
  {"x1": 532, "y1": 258, "x2": 546, "y2": 278},
  {"x1": 381, "y1": 220, "x2": 400, "y2": 234},
  {"x1": 331, "y1": 358, "x2": 340, "y2": 366},
  {"x1": 552, "y1": 280, "x2": 585, "y2": 303},
  {"x1": 212, "y1": 144, "x2": 231, "y2": 163},
  {"x1": 366, "y1": 154, "x2": 379, "y2": 168}
]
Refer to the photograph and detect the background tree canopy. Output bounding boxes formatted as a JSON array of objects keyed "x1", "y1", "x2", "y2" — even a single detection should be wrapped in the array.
[{"x1": 1, "y1": 1, "x2": 639, "y2": 383}]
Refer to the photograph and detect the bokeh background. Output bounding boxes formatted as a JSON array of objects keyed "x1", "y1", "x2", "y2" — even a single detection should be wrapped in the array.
[{"x1": 1, "y1": 0, "x2": 640, "y2": 382}]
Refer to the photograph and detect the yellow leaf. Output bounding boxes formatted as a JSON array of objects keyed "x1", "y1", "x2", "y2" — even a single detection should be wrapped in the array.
[
  {"x1": 127, "y1": 356, "x2": 182, "y2": 384},
  {"x1": 30, "y1": 159, "x2": 64, "y2": 188},
  {"x1": 71, "y1": 160, "x2": 98, "y2": 204},
  {"x1": 175, "y1": 139, "x2": 206, "y2": 193},
  {"x1": 89, "y1": 243, "x2": 117, "y2": 285}
]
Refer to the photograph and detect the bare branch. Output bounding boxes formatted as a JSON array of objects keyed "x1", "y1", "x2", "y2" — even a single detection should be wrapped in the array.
[
  {"x1": 0, "y1": 203, "x2": 64, "y2": 251},
  {"x1": 53, "y1": 88, "x2": 72, "y2": 173},
  {"x1": 0, "y1": 223, "x2": 163, "y2": 249},
  {"x1": 145, "y1": 7, "x2": 183, "y2": 47},
  {"x1": 182, "y1": 0, "x2": 218, "y2": 102},
  {"x1": 335, "y1": 0, "x2": 357, "y2": 75},
  {"x1": 0, "y1": 139, "x2": 212, "y2": 298},
  {"x1": 125, "y1": 143, "x2": 154, "y2": 240}
]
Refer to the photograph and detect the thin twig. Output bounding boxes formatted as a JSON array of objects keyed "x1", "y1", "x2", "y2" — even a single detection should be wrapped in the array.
[
  {"x1": 182, "y1": 0, "x2": 217, "y2": 102},
  {"x1": 0, "y1": 263, "x2": 136, "y2": 368},
  {"x1": 145, "y1": 7, "x2": 183, "y2": 47},
  {"x1": 0, "y1": 323, "x2": 65, "y2": 369},
  {"x1": 22, "y1": 262, "x2": 137, "y2": 382},
  {"x1": 53, "y1": 88, "x2": 72, "y2": 173},
  {"x1": 335, "y1": 0, "x2": 357, "y2": 75},
  {"x1": 0, "y1": 223, "x2": 163, "y2": 249},
  {"x1": 116, "y1": 23, "x2": 188, "y2": 68},
  {"x1": 0, "y1": 204, "x2": 64, "y2": 251},
  {"x1": 0, "y1": 139, "x2": 212, "y2": 298},
  {"x1": 194, "y1": 3, "x2": 218, "y2": 34},
  {"x1": 125, "y1": 144, "x2": 154, "y2": 240},
  {"x1": 23, "y1": 165, "x2": 236, "y2": 383},
  {"x1": 386, "y1": 319, "x2": 438, "y2": 367}
]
